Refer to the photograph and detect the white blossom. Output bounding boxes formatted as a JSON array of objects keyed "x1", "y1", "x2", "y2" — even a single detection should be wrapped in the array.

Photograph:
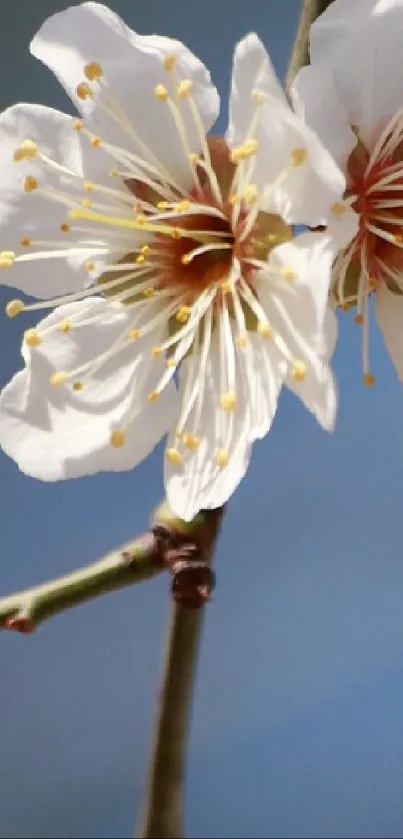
[
  {"x1": 293, "y1": 0, "x2": 403, "y2": 386},
  {"x1": 0, "y1": 3, "x2": 354, "y2": 520}
]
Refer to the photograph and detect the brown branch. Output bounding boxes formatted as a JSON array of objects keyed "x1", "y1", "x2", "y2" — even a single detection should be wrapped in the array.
[
  {"x1": 138, "y1": 505, "x2": 225, "y2": 838},
  {"x1": 285, "y1": 0, "x2": 338, "y2": 95}
]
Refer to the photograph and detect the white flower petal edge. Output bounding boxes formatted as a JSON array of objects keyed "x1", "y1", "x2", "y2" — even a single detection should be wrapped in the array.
[
  {"x1": 0, "y1": 104, "x2": 120, "y2": 297},
  {"x1": 30, "y1": 1, "x2": 220, "y2": 182},
  {"x1": 256, "y1": 230, "x2": 340, "y2": 431},
  {"x1": 375, "y1": 285, "x2": 403, "y2": 382},
  {"x1": 227, "y1": 33, "x2": 349, "y2": 227},
  {"x1": 291, "y1": 66, "x2": 356, "y2": 170},
  {"x1": 165, "y1": 333, "x2": 286, "y2": 521},
  {"x1": 309, "y1": 0, "x2": 403, "y2": 145},
  {"x1": 0, "y1": 298, "x2": 179, "y2": 480}
]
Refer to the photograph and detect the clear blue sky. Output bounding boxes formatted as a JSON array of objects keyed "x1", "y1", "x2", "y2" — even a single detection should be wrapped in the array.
[{"x1": 1, "y1": 1, "x2": 403, "y2": 837}]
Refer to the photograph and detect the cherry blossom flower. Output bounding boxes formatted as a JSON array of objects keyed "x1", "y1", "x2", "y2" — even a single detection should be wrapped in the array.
[
  {"x1": 292, "y1": 0, "x2": 403, "y2": 386},
  {"x1": 0, "y1": 3, "x2": 354, "y2": 520}
]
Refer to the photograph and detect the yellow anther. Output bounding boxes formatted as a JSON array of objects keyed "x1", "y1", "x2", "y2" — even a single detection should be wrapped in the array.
[
  {"x1": 152, "y1": 346, "x2": 162, "y2": 358},
  {"x1": 128, "y1": 328, "x2": 141, "y2": 340},
  {"x1": 143, "y1": 287, "x2": 154, "y2": 298},
  {"x1": 236, "y1": 334, "x2": 248, "y2": 348},
  {"x1": 155, "y1": 84, "x2": 169, "y2": 101},
  {"x1": 331, "y1": 201, "x2": 347, "y2": 216},
  {"x1": 176, "y1": 200, "x2": 190, "y2": 212},
  {"x1": 91, "y1": 136, "x2": 101, "y2": 148},
  {"x1": 291, "y1": 147, "x2": 307, "y2": 167},
  {"x1": 6, "y1": 299, "x2": 23, "y2": 318},
  {"x1": 354, "y1": 313, "x2": 364, "y2": 325},
  {"x1": 216, "y1": 448, "x2": 229, "y2": 468},
  {"x1": 342, "y1": 302, "x2": 352, "y2": 312},
  {"x1": 258, "y1": 322, "x2": 273, "y2": 338},
  {"x1": 157, "y1": 200, "x2": 169, "y2": 210},
  {"x1": 50, "y1": 372, "x2": 67, "y2": 387},
  {"x1": 85, "y1": 260, "x2": 95, "y2": 272},
  {"x1": 136, "y1": 215, "x2": 146, "y2": 226},
  {"x1": 73, "y1": 119, "x2": 84, "y2": 131},
  {"x1": 24, "y1": 329, "x2": 41, "y2": 348},
  {"x1": 73, "y1": 381, "x2": 84, "y2": 391},
  {"x1": 368, "y1": 276, "x2": 377, "y2": 292},
  {"x1": 177, "y1": 79, "x2": 192, "y2": 98},
  {"x1": 136, "y1": 254, "x2": 146, "y2": 264},
  {"x1": 176, "y1": 306, "x2": 191, "y2": 324},
  {"x1": 281, "y1": 267, "x2": 297, "y2": 281},
  {"x1": 229, "y1": 193, "x2": 240, "y2": 206},
  {"x1": 181, "y1": 253, "x2": 191, "y2": 265},
  {"x1": 166, "y1": 358, "x2": 177, "y2": 368},
  {"x1": 110, "y1": 429, "x2": 126, "y2": 448},
  {"x1": 364, "y1": 372, "x2": 376, "y2": 387},
  {"x1": 84, "y1": 62, "x2": 103, "y2": 81},
  {"x1": 220, "y1": 392, "x2": 237, "y2": 411},
  {"x1": 182, "y1": 434, "x2": 200, "y2": 450},
  {"x1": 23, "y1": 175, "x2": 38, "y2": 192},
  {"x1": 189, "y1": 153, "x2": 199, "y2": 165},
  {"x1": 171, "y1": 227, "x2": 182, "y2": 239},
  {"x1": 163, "y1": 54, "x2": 177, "y2": 71},
  {"x1": 221, "y1": 280, "x2": 232, "y2": 294},
  {"x1": 60, "y1": 223, "x2": 70, "y2": 233},
  {"x1": 251, "y1": 89, "x2": 264, "y2": 104},
  {"x1": 166, "y1": 447, "x2": 183, "y2": 466},
  {"x1": 59, "y1": 320, "x2": 71, "y2": 333},
  {"x1": 394, "y1": 234, "x2": 403, "y2": 245},
  {"x1": 230, "y1": 140, "x2": 258, "y2": 164},
  {"x1": 83, "y1": 181, "x2": 95, "y2": 192},
  {"x1": 20, "y1": 237, "x2": 32, "y2": 248},
  {"x1": 110, "y1": 168, "x2": 119, "y2": 177},
  {"x1": 141, "y1": 244, "x2": 150, "y2": 256},
  {"x1": 0, "y1": 251, "x2": 16, "y2": 269},
  {"x1": 243, "y1": 184, "x2": 258, "y2": 204},
  {"x1": 82, "y1": 198, "x2": 92, "y2": 209},
  {"x1": 13, "y1": 140, "x2": 37, "y2": 162},
  {"x1": 148, "y1": 390, "x2": 160, "y2": 402},
  {"x1": 291, "y1": 360, "x2": 307, "y2": 382},
  {"x1": 76, "y1": 82, "x2": 93, "y2": 100}
]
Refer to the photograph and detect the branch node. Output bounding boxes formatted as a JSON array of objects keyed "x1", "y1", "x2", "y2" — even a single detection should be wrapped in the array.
[{"x1": 3, "y1": 612, "x2": 36, "y2": 634}]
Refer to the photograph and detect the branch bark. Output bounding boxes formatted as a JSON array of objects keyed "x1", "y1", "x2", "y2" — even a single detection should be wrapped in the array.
[
  {"x1": 0, "y1": 531, "x2": 162, "y2": 633},
  {"x1": 285, "y1": 0, "x2": 337, "y2": 95},
  {"x1": 138, "y1": 506, "x2": 225, "y2": 839}
]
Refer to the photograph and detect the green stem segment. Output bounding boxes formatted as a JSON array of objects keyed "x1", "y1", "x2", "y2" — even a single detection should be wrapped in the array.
[
  {"x1": 138, "y1": 604, "x2": 204, "y2": 839},
  {"x1": 285, "y1": 0, "x2": 337, "y2": 95},
  {"x1": 138, "y1": 506, "x2": 225, "y2": 839},
  {"x1": 0, "y1": 533, "x2": 161, "y2": 633}
]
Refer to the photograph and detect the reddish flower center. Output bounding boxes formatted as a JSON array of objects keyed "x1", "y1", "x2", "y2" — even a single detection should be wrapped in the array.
[{"x1": 345, "y1": 129, "x2": 403, "y2": 293}]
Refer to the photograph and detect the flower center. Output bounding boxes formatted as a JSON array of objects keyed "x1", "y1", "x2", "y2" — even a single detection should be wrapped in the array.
[
  {"x1": 97, "y1": 137, "x2": 290, "y2": 310},
  {"x1": 339, "y1": 117, "x2": 403, "y2": 305}
]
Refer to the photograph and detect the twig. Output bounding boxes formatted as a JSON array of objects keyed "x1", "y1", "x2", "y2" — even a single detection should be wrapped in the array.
[
  {"x1": 138, "y1": 505, "x2": 225, "y2": 839},
  {"x1": 0, "y1": 531, "x2": 162, "y2": 633},
  {"x1": 285, "y1": 0, "x2": 337, "y2": 95}
]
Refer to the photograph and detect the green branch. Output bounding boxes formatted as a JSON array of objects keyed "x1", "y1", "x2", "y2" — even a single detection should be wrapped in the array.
[
  {"x1": 285, "y1": 0, "x2": 337, "y2": 95},
  {"x1": 0, "y1": 531, "x2": 162, "y2": 633},
  {"x1": 138, "y1": 505, "x2": 225, "y2": 839}
]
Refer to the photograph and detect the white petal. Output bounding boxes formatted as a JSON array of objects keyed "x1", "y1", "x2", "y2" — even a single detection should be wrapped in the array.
[
  {"x1": 0, "y1": 297, "x2": 178, "y2": 480},
  {"x1": 30, "y1": 2, "x2": 220, "y2": 184},
  {"x1": 291, "y1": 66, "x2": 356, "y2": 170},
  {"x1": 310, "y1": 0, "x2": 403, "y2": 143},
  {"x1": 164, "y1": 330, "x2": 284, "y2": 522},
  {"x1": 0, "y1": 103, "x2": 115, "y2": 298},
  {"x1": 375, "y1": 285, "x2": 403, "y2": 381},
  {"x1": 257, "y1": 231, "x2": 339, "y2": 430},
  {"x1": 227, "y1": 33, "x2": 346, "y2": 226}
]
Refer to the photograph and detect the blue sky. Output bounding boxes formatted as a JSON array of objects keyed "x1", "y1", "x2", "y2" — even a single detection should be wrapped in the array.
[{"x1": 1, "y1": 1, "x2": 403, "y2": 837}]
